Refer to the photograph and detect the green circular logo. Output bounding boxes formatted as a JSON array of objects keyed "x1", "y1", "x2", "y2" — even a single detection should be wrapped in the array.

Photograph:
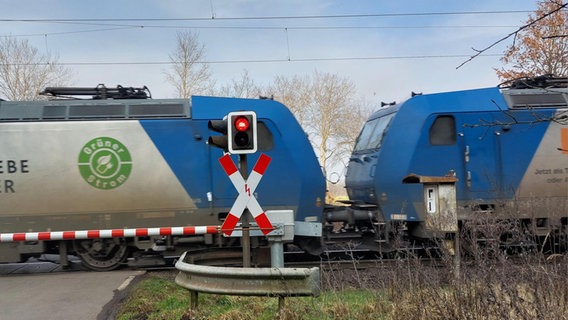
[{"x1": 78, "y1": 137, "x2": 132, "y2": 190}]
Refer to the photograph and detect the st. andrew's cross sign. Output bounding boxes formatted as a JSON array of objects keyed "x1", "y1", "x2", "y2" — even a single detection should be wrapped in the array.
[{"x1": 218, "y1": 153, "x2": 274, "y2": 236}]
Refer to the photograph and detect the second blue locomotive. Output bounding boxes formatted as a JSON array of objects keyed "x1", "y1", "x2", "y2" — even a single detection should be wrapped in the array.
[{"x1": 342, "y1": 76, "x2": 568, "y2": 247}]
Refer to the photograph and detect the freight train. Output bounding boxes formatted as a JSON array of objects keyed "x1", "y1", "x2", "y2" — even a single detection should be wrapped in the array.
[{"x1": 1, "y1": 76, "x2": 567, "y2": 270}]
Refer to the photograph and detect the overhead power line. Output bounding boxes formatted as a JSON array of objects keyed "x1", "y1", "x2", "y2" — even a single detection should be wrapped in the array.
[
  {"x1": 6, "y1": 26, "x2": 140, "y2": 37},
  {"x1": 2, "y1": 24, "x2": 519, "y2": 38},
  {"x1": 0, "y1": 10, "x2": 533, "y2": 24},
  {"x1": 0, "y1": 54, "x2": 502, "y2": 67}
]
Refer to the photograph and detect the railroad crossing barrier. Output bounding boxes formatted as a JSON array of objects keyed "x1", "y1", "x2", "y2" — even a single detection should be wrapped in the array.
[
  {"x1": 227, "y1": 210, "x2": 295, "y2": 268},
  {"x1": 0, "y1": 226, "x2": 219, "y2": 242}
]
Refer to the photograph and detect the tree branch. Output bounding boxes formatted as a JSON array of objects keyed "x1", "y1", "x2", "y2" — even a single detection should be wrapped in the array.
[{"x1": 457, "y1": 2, "x2": 568, "y2": 69}]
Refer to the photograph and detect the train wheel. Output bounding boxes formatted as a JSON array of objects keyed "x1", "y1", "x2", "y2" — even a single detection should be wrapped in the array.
[{"x1": 73, "y1": 238, "x2": 129, "y2": 271}]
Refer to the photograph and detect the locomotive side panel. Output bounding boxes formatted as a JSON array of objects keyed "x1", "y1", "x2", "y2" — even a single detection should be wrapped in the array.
[
  {"x1": 0, "y1": 94, "x2": 327, "y2": 267},
  {"x1": 395, "y1": 92, "x2": 554, "y2": 229},
  {"x1": 191, "y1": 96, "x2": 326, "y2": 225},
  {"x1": 517, "y1": 113, "x2": 568, "y2": 198},
  {"x1": 0, "y1": 120, "x2": 203, "y2": 232},
  {"x1": 0, "y1": 96, "x2": 327, "y2": 235},
  {"x1": 516, "y1": 113, "x2": 568, "y2": 222}
]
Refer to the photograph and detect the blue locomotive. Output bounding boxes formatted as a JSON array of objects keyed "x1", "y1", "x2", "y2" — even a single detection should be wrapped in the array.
[
  {"x1": 343, "y1": 76, "x2": 568, "y2": 248},
  {"x1": 0, "y1": 86, "x2": 325, "y2": 270}
]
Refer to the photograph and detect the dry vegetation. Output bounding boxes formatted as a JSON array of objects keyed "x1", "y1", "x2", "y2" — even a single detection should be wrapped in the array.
[
  {"x1": 320, "y1": 213, "x2": 568, "y2": 320},
  {"x1": 117, "y1": 214, "x2": 568, "y2": 320},
  {"x1": 320, "y1": 252, "x2": 568, "y2": 320}
]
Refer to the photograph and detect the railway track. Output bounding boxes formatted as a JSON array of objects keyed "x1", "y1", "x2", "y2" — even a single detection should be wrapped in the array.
[
  {"x1": 0, "y1": 247, "x2": 411, "y2": 274},
  {"x1": 3, "y1": 242, "x2": 561, "y2": 275},
  {"x1": 0, "y1": 254, "x2": 86, "y2": 275}
]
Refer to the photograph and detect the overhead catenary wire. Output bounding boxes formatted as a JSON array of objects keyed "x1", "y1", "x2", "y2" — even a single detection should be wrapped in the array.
[
  {"x1": 0, "y1": 9, "x2": 532, "y2": 36},
  {"x1": 456, "y1": 2, "x2": 568, "y2": 69},
  {"x1": 0, "y1": 9, "x2": 535, "y2": 24},
  {"x1": 0, "y1": 54, "x2": 502, "y2": 67},
  {"x1": 0, "y1": 8, "x2": 538, "y2": 69},
  {"x1": 2, "y1": 24, "x2": 521, "y2": 38}
]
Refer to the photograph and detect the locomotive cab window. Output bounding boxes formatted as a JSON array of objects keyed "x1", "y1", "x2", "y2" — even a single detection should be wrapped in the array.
[
  {"x1": 429, "y1": 115, "x2": 456, "y2": 145},
  {"x1": 353, "y1": 113, "x2": 394, "y2": 152}
]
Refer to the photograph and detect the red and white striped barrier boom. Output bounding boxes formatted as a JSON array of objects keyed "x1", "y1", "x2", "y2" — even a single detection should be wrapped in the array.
[{"x1": 0, "y1": 225, "x2": 220, "y2": 243}]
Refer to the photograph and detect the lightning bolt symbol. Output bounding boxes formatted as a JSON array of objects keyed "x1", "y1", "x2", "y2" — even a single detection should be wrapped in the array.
[{"x1": 244, "y1": 183, "x2": 251, "y2": 197}]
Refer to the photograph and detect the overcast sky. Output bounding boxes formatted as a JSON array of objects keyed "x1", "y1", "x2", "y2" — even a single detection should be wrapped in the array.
[{"x1": 1, "y1": 1, "x2": 539, "y2": 105}]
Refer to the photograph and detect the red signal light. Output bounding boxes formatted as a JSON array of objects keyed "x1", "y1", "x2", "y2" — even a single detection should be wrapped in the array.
[
  {"x1": 228, "y1": 111, "x2": 257, "y2": 154},
  {"x1": 234, "y1": 116, "x2": 249, "y2": 132}
]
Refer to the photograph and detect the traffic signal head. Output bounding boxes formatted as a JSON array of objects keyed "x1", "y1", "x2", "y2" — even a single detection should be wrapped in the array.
[
  {"x1": 228, "y1": 111, "x2": 257, "y2": 154},
  {"x1": 208, "y1": 118, "x2": 228, "y2": 151}
]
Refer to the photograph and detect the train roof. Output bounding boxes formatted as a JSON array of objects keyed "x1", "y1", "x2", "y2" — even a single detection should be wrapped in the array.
[
  {"x1": 0, "y1": 95, "x2": 293, "y2": 123},
  {"x1": 0, "y1": 98, "x2": 191, "y2": 122},
  {"x1": 369, "y1": 83, "x2": 568, "y2": 121}
]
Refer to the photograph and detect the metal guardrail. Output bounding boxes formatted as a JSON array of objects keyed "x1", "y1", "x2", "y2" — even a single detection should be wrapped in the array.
[{"x1": 175, "y1": 252, "x2": 320, "y2": 311}]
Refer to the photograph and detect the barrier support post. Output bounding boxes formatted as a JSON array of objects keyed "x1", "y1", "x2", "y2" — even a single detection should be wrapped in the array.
[
  {"x1": 190, "y1": 291, "x2": 198, "y2": 311},
  {"x1": 266, "y1": 210, "x2": 295, "y2": 268}
]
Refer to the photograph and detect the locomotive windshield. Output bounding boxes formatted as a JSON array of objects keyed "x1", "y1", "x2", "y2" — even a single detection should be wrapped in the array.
[{"x1": 353, "y1": 113, "x2": 394, "y2": 152}]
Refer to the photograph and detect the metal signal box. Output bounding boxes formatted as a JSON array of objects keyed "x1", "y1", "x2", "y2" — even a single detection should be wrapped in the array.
[{"x1": 403, "y1": 173, "x2": 458, "y2": 233}]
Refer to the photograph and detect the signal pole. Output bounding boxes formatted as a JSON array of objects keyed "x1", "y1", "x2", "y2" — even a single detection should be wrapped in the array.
[
  {"x1": 209, "y1": 111, "x2": 260, "y2": 268},
  {"x1": 239, "y1": 154, "x2": 251, "y2": 268}
]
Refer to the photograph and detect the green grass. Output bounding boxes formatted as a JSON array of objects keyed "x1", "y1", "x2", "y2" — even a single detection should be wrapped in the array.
[
  {"x1": 115, "y1": 272, "x2": 392, "y2": 320},
  {"x1": 115, "y1": 252, "x2": 568, "y2": 320},
  {"x1": 117, "y1": 273, "x2": 188, "y2": 320}
]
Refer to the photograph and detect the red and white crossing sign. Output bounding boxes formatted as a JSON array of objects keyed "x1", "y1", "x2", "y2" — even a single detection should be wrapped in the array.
[{"x1": 219, "y1": 153, "x2": 273, "y2": 236}]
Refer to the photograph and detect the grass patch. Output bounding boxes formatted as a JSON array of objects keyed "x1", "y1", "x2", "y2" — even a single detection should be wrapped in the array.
[
  {"x1": 115, "y1": 272, "x2": 391, "y2": 320},
  {"x1": 116, "y1": 271, "x2": 189, "y2": 320},
  {"x1": 116, "y1": 251, "x2": 568, "y2": 320},
  {"x1": 116, "y1": 210, "x2": 568, "y2": 319}
]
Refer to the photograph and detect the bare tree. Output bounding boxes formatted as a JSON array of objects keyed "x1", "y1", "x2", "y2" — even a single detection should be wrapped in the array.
[
  {"x1": 332, "y1": 97, "x2": 371, "y2": 168},
  {"x1": 217, "y1": 70, "x2": 262, "y2": 98},
  {"x1": 268, "y1": 70, "x2": 367, "y2": 183},
  {"x1": 308, "y1": 71, "x2": 358, "y2": 176},
  {"x1": 165, "y1": 30, "x2": 213, "y2": 98},
  {"x1": 496, "y1": 0, "x2": 568, "y2": 81},
  {"x1": 267, "y1": 73, "x2": 312, "y2": 125},
  {"x1": 0, "y1": 36, "x2": 72, "y2": 101}
]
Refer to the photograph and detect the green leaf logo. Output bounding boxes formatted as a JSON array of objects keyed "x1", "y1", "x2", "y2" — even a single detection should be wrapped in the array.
[{"x1": 78, "y1": 137, "x2": 132, "y2": 190}]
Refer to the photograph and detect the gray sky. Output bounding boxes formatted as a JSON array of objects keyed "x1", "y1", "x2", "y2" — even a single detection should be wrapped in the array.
[{"x1": 1, "y1": 0, "x2": 539, "y2": 104}]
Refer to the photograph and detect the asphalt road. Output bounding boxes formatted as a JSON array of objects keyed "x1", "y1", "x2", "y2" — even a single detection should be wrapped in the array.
[{"x1": 0, "y1": 269, "x2": 145, "y2": 320}]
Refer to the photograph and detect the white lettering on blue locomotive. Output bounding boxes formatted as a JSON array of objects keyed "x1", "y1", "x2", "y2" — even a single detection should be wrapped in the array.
[
  {"x1": 82, "y1": 138, "x2": 126, "y2": 155},
  {"x1": 87, "y1": 174, "x2": 128, "y2": 189}
]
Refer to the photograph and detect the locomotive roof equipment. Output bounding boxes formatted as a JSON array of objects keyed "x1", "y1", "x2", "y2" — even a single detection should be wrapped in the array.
[{"x1": 40, "y1": 84, "x2": 152, "y2": 100}]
